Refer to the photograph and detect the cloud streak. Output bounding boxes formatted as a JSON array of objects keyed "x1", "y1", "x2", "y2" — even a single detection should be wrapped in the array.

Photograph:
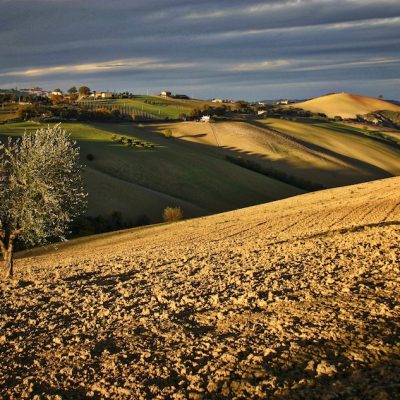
[
  {"x1": 228, "y1": 60, "x2": 291, "y2": 72},
  {"x1": 0, "y1": 0, "x2": 399, "y2": 99},
  {"x1": 0, "y1": 58, "x2": 194, "y2": 77}
]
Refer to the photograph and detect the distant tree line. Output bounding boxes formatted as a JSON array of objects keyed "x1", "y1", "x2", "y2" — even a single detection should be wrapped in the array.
[
  {"x1": 259, "y1": 106, "x2": 328, "y2": 120},
  {"x1": 15, "y1": 103, "x2": 131, "y2": 123},
  {"x1": 0, "y1": 93, "x2": 51, "y2": 105}
]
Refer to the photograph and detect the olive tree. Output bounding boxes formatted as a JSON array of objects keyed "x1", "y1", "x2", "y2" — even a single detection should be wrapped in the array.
[
  {"x1": 78, "y1": 86, "x2": 90, "y2": 97},
  {"x1": 0, "y1": 124, "x2": 87, "y2": 278}
]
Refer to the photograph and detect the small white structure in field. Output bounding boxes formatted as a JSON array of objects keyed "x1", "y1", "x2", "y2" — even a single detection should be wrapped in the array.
[
  {"x1": 90, "y1": 92, "x2": 101, "y2": 99},
  {"x1": 212, "y1": 98, "x2": 223, "y2": 103},
  {"x1": 200, "y1": 115, "x2": 211, "y2": 122},
  {"x1": 101, "y1": 92, "x2": 113, "y2": 99},
  {"x1": 51, "y1": 90, "x2": 63, "y2": 96},
  {"x1": 160, "y1": 91, "x2": 171, "y2": 97},
  {"x1": 258, "y1": 110, "x2": 267, "y2": 115}
]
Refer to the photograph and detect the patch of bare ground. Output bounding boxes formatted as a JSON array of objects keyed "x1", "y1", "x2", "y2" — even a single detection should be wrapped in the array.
[{"x1": 0, "y1": 177, "x2": 399, "y2": 399}]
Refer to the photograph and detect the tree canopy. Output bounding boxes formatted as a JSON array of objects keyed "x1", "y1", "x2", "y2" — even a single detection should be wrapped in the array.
[
  {"x1": 0, "y1": 124, "x2": 87, "y2": 278},
  {"x1": 79, "y1": 86, "x2": 91, "y2": 96},
  {"x1": 68, "y1": 86, "x2": 78, "y2": 95}
]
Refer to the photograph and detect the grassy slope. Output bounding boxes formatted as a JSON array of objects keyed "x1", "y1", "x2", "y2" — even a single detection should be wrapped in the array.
[
  {"x1": 0, "y1": 113, "x2": 17, "y2": 122},
  {"x1": 293, "y1": 93, "x2": 400, "y2": 119},
  {"x1": 0, "y1": 104, "x2": 20, "y2": 121},
  {"x1": 257, "y1": 118, "x2": 400, "y2": 181},
  {"x1": 0, "y1": 121, "x2": 302, "y2": 223},
  {"x1": 151, "y1": 119, "x2": 400, "y2": 188}
]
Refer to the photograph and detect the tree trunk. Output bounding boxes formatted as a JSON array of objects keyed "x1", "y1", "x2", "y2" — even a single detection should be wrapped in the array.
[
  {"x1": 4, "y1": 248, "x2": 14, "y2": 279},
  {"x1": 1, "y1": 239, "x2": 14, "y2": 279}
]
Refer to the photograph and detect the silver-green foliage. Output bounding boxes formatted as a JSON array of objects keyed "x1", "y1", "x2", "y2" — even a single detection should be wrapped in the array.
[{"x1": 0, "y1": 124, "x2": 87, "y2": 278}]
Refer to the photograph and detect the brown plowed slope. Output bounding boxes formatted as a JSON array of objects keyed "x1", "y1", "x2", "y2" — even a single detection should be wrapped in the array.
[
  {"x1": 293, "y1": 93, "x2": 400, "y2": 119},
  {"x1": 1, "y1": 177, "x2": 400, "y2": 399}
]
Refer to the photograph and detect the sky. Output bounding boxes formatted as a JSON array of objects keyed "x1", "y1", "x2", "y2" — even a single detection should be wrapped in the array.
[{"x1": 0, "y1": 0, "x2": 399, "y2": 100}]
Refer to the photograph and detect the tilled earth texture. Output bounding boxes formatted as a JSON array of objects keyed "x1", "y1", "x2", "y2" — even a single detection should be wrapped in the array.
[{"x1": 1, "y1": 177, "x2": 399, "y2": 400}]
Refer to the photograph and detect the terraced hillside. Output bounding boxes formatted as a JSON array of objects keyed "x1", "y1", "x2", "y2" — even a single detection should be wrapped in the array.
[
  {"x1": 78, "y1": 95, "x2": 217, "y2": 119},
  {"x1": 1, "y1": 177, "x2": 399, "y2": 399}
]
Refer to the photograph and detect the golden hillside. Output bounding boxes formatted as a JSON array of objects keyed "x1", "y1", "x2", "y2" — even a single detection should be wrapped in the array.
[
  {"x1": 148, "y1": 119, "x2": 400, "y2": 188},
  {"x1": 1, "y1": 176, "x2": 399, "y2": 398},
  {"x1": 293, "y1": 93, "x2": 400, "y2": 119}
]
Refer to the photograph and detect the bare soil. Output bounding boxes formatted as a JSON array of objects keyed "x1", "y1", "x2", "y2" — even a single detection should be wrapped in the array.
[{"x1": 1, "y1": 177, "x2": 399, "y2": 399}]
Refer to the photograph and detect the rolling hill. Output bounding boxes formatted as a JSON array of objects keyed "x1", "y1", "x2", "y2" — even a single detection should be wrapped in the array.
[
  {"x1": 292, "y1": 93, "x2": 400, "y2": 119},
  {"x1": 1, "y1": 118, "x2": 400, "y2": 229},
  {"x1": 2, "y1": 176, "x2": 399, "y2": 399},
  {"x1": 78, "y1": 95, "x2": 219, "y2": 119},
  {"x1": 148, "y1": 118, "x2": 400, "y2": 188},
  {"x1": 0, "y1": 122, "x2": 302, "y2": 225}
]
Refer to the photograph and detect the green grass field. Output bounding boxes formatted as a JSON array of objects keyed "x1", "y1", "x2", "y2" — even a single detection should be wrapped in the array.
[
  {"x1": 0, "y1": 121, "x2": 302, "y2": 224},
  {"x1": 0, "y1": 104, "x2": 19, "y2": 121}
]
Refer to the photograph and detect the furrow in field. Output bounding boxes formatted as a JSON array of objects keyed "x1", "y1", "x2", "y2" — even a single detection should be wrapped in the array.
[{"x1": 383, "y1": 199, "x2": 400, "y2": 222}]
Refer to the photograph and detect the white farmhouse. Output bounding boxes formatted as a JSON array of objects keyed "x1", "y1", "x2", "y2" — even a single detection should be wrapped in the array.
[
  {"x1": 200, "y1": 115, "x2": 211, "y2": 122},
  {"x1": 101, "y1": 92, "x2": 113, "y2": 99}
]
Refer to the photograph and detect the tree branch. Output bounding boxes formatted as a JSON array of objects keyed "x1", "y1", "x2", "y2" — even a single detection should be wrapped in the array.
[{"x1": 9, "y1": 228, "x2": 23, "y2": 242}]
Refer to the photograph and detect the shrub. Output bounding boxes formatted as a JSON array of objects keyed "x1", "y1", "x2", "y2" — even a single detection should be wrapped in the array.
[
  {"x1": 163, "y1": 206, "x2": 183, "y2": 222},
  {"x1": 111, "y1": 109, "x2": 121, "y2": 119}
]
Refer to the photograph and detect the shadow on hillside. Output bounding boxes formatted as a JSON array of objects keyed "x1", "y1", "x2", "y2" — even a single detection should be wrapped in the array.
[
  {"x1": 249, "y1": 120, "x2": 394, "y2": 179},
  {"x1": 4, "y1": 120, "x2": 396, "y2": 252},
  {"x1": 175, "y1": 133, "x2": 207, "y2": 139},
  {"x1": 92, "y1": 121, "x2": 394, "y2": 191}
]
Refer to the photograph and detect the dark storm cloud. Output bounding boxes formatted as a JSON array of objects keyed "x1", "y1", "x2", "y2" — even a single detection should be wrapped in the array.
[{"x1": 0, "y1": 0, "x2": 399, "y2": 99}]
